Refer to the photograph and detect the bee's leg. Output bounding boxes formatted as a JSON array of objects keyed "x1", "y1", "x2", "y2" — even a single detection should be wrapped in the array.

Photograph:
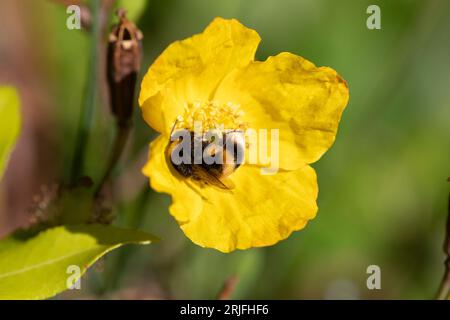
[{"x1": 185, "y1": 179, "x2": 209, "y2": 201}]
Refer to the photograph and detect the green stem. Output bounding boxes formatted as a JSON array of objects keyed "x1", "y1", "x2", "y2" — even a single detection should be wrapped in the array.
[
  {"x1": 436, "y1": 262, "x2": 450, "y2": 300},
  {"x1": 94, "y1": 124, "x2": 131, "y2": 197},
  {"x1": 436, "y1": 191, "x2": 450, "y2": 300},
  {"x1": 70, "y1": 0, "x2": 102, "y2": 184}
]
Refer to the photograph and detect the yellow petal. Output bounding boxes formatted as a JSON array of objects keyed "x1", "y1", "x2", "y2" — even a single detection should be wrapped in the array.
[
  {"x1": 139, "y1": 17, "x2": 261, "y2": 131},
  {"x1": 214, "y1": 52, "x2": 349, "y2": 169},
  {"x1": 140, "y1": 87, "x2": 184, "y2": 135},
  {"x1": 142, "y1": 135, "x2": 203, "y2": 223},
  {"x1": 182, "y1": 165, "x2": 318, "y2": 252},
  {"x1": 144, "y1": 135, "x2": 318, "y2": 252}
]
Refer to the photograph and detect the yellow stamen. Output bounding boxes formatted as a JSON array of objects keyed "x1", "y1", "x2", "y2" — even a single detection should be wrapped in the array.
[{"x1": 175, "y1": 101, "x2": 247, "y2": 132}]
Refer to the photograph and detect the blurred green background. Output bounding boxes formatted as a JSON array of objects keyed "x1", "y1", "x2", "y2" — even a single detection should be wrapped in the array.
[{"x1": 0, "y1": 0, "x2": 449, "y2": 299}]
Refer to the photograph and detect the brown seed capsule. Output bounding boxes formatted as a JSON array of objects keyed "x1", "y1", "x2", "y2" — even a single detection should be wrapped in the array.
[{"x1": 107, "y1": 9, "x2": 143, "y2": 128}]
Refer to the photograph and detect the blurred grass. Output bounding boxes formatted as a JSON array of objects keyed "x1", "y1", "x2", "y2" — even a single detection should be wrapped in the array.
[{"x1": 1, "y1": 0, "x2": 449, "y2": 299}]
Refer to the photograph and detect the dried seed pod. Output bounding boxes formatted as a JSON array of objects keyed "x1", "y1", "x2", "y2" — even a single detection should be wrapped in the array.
[{"x1": 107, "y1": 9, "x2": 143, "y2": 128}]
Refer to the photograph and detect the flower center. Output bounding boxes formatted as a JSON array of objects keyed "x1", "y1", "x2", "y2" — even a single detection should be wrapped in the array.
[
  {"x1": 174, "y1": 100, "x2": 246, "y2": 132},
  {"x1": 167, "y1": 101, "x2": 247, "y2": 190}
]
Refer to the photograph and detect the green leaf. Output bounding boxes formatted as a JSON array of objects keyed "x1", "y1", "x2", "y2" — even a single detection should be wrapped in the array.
[
  {"x1": 0, "y1": 224, "x2": 158, "y2": 299},
  {"x1": 0, "y1": 86, "x2": 21, "y2": 180}
]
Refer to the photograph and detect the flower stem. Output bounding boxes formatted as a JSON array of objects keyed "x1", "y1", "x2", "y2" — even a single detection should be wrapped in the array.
[
  {"x1": 436, "y1": 190, "x2": 450, "y2": 300},
  {"x1": 94, "y1": 124, "x2": 131, "y2": 198},
  {"x1": 70, "y1": 0, "x2": 101, "y2": 184},
  {"x1": 217, "y1": 275, "x2": 239, "y2": 300},
  {"x1": 437, "y1": 259, "x2": 450, "y2": 300}
]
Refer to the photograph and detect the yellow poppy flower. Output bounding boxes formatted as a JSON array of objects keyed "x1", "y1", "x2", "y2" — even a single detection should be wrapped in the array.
[{"x1": 139, "y1": 17, "x2": 349, "y2": 252}]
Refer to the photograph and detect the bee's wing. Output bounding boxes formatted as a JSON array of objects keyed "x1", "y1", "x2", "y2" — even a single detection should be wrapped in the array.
[{"x1": 191, "y1": 165, "x2": 235, "y2": 190}]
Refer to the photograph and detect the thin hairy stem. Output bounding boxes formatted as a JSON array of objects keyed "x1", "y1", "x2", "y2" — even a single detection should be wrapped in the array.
[
  {"x1": 94, "y1": 124, "x2": 131, "y2": 198},
  {"x1": 436, "y1": 189, "x2": 450, "y2": 300},
  {"x1": 70, "y1": 0, "x2": 101, "y2": 184}
]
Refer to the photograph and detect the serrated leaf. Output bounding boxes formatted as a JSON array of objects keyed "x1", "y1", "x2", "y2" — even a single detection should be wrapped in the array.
[
  {"x1": 0, "y1": 86, "x2": 21, "y2": 180},
  {"x1": 0, "y1": 224, "x2": 158, "y2": 299}
]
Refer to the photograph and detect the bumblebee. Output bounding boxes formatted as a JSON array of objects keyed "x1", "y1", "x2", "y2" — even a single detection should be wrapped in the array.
[{"x1": 166, "y1": 128, "x2": 245, "y2": 190}]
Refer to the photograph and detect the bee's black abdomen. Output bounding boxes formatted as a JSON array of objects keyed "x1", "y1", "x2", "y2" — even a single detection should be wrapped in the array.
[
  {"x1": 200, "y1": 162, "x2": 222, "y2": 173},
  {"x1": 167, "y1": 129, "x2": 244, "y2": 181}
]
